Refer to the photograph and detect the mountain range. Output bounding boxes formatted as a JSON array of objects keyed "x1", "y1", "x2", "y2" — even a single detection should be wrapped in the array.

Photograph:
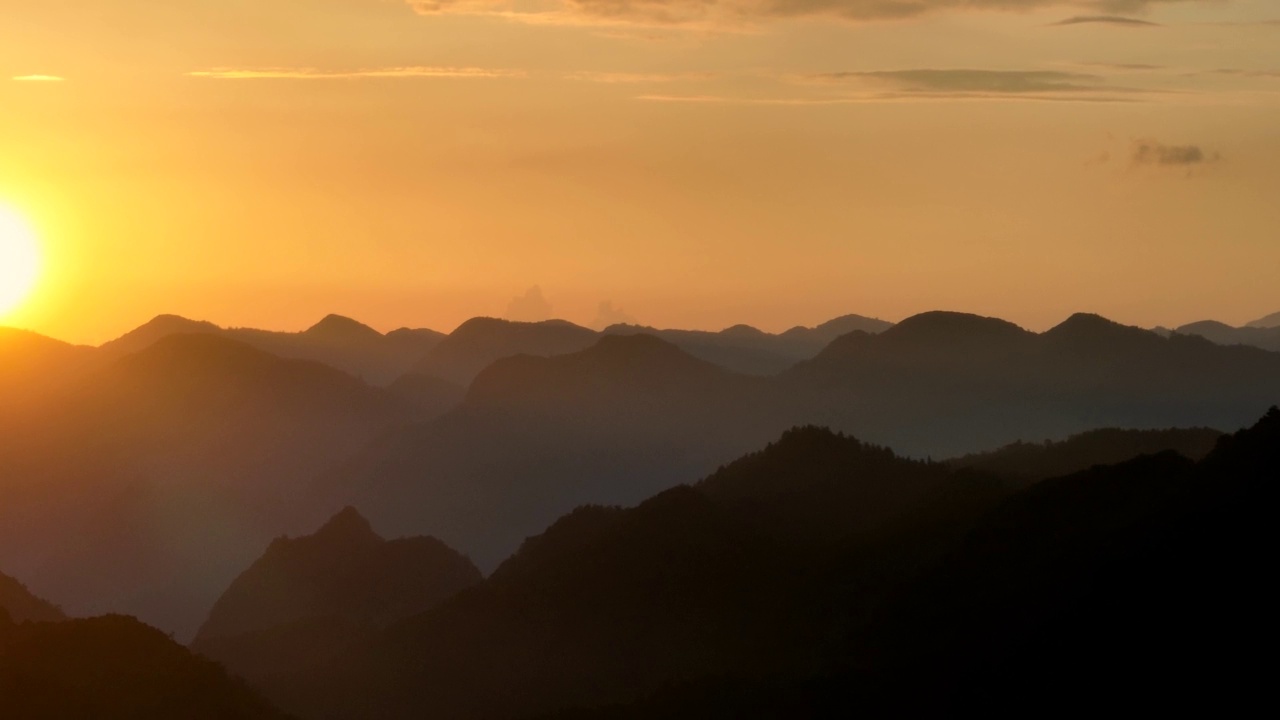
[
  {"x1": 3, "y1": 308, "x2": 1279, "y2": 639},
  {"x1": 257, "y1": 407, "x2": 1278, "y2": 719}
]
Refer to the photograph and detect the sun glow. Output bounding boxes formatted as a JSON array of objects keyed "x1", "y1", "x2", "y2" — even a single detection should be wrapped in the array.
[{"x1": 0, "y1": 205, "x2": 42, "y2": 318}]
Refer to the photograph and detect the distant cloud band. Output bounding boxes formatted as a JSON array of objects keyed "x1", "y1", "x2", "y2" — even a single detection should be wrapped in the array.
[
  {"x1": 401, "y1": 0, "x2": 1215, "y2": 28},
  {"x1": 189, "y1": 67, "x2": 525, "y2": 80}
]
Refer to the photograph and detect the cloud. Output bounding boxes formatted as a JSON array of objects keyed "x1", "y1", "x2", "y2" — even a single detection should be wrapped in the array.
[
  {"x1": 827, "y1": 69, "x2": 1109, "y2": 94},
  {"x1": 1051, "y1": 15, "x2": 1160, "y2": 26},
  {"x1": 1130, "y1": 139, "x2": 1219, "y2": 167},
  {"x1": 188, "y1": 66, "x2": 524, "y2": 80},
  {"x1": 565, "y1": 71, "x2": 715, "y2": 83},
  {"x1": 593, "y1": 301, "x2": 637, "y2": 329},
  {"x1": 12, "y1": 75, "x2": 65, "y2": 82},
  {"x1": 400, "y1": 0, "x2": 1216, "y2": 29},
  {"x1": 1206, "y1": 68, "x2": 1280, "y2": 79},
  {"x1": 506, "y1": 286, "x2": 554, "y2": 322}
]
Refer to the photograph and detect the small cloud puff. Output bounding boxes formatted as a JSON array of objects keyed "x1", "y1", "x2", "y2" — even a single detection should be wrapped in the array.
[
  {"x1": 593, "y1": 301, "x2": 637, "y2": 329},
  {"x1": 507, "y1": 286, "x2": 554, "y2": 322}
]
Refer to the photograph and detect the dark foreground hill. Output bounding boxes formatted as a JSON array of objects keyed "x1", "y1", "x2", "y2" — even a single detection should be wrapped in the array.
[
  {"x1": 0, "y1": 571, "x2": 65, "y2": 623},
  {"x1": 0, "y1": 614, "x2": 293, "y2": 720},
  {"x1": 192, "y1": 507, "x2": 480, "y2": 681},
  {"x1": 265, "y1": 408, "x2": 1277, "y2": 719}
]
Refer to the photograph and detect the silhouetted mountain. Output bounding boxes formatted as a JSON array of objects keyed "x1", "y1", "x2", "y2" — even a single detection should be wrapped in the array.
[
  {"x1": 783, "y1": 311, "x2": 1280, "y2": 456},
  {"x1": 409, "y1": 317, "x2": 601, "y2": 385},
  {"x1": 321, "y1": 310, "x2": 1280, "y2": 577},
  {"x1": 0, "y1": 570, "x2": 65, "y2": 623},
  {"x1": 268, "y1": 427, "x2": 1010, "y2": 719},
  {"x1": 849, "y1": 407, "x2": 1280, "y2": 716},
  {"x1": 273, "y1": 409, "x2": 1277, "y2": 719},
  {"x1": 0, "y1": 334, "x2": 412, "y2": 637},
  {"x1": 0, "y1": 614, "x2": 293, "y2": 719},
  {"x1": 1246, "y1": 310, "x2": 1280, "y2": 328},
  {"x1": 323, "y1": 333, "x2": 786, "y2": 570},
  {"x1": 951, "y1": 426, "x2": 1223, "y2": 481},
  {"x1": 98, "y1": 314, "x2": 446, "y2": 385},
  {"x1": 192, "y1": 507, "x2": 480, "y2": 681},
  {"x1": 1175, "y1": 319, "x2": 1280, "y2": 352},
  {"x1": 602, "y1": 314, "x2": 891, "y2": 375},
  {"x1": 385, "y1": 372, "x2": 467, "y2": 417},
  {"x1": 0, "y1": 327, "x2": 97, "y2": 409}
]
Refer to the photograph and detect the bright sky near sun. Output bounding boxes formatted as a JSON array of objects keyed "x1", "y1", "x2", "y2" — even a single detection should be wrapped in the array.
[{"x1": 1, "y1": 0, "x2": 1277, "y2": 343}]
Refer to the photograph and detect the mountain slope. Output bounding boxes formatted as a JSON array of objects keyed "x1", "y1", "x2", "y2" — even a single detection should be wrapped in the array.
[
  {"x1": 1175, "y1": 319, "x2": 1280, "y2": 352},
  {"x1": 192, "y1": 507, "x2": 480, "y2": 681},
  {"x1": 323, "y1": 333, "x2": 788, "y2": 570},
  {"x1": 0, "y1": 571, "x2": 65, "y2": 623},
  {"x1": 0, "y1": 614, "x2": 293, "y2": 720},
  {"x1": 0, "y1": 334, "x2": 413, "y2": 637}
]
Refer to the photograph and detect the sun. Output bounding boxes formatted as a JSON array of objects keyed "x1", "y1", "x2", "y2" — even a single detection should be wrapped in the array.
[{"x1": 0, "y1": 205, "x2": 42, "y2": 318}]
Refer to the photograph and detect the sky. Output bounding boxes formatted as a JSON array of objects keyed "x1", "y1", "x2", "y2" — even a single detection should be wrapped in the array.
[{"x1": 1, "y1": 0, "x2": 1277, "y2": 344}]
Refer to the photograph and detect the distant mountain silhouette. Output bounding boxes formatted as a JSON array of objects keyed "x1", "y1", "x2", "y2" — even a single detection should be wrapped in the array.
[
  {"x1": 408, "y1": 317, "x2": 601, "y2": 385},
  {"x1": 0, "y1": 614, "x2": 293, "y2": 719},
  {"x1": 951, "y1": 426, "x2": 1223, "y2": 481},
  {"x1": 1246, "y1": 310, "x2": 1280, "y2": 328},
  {"x1": 322, "y1": 333, "x2": 786, "y2": 569},
  {"x1": 1174, "y1": 319, "x2": 1280, "y2": 352},
  {"x1": 323, "y1": 311, "x2": 1280, "y2": 574},
  {"x1": 0, "y1": 570, "x2": 65, "y2": 623},
  {"x1": 0, "y1": 334, "x2": 413, "y2": 637},
  {"x1": 0, "y1": 327, "x2": 97, "y2": 409},
  {"x1": 98, "y1": 314, "x2": 445, "y2": 385},
  {"x1": 784, "y1": 311, "x2": 1280, "y2": 455},
  {"x1": 602, "y1": 314, "x2": 892, "y2": 375},
  {"x1": 192, "y1": 507, "x2": 480, "y2": 681},
  {"x1": 270, "y1": 408, "x2": 1278, "y2": 719}
]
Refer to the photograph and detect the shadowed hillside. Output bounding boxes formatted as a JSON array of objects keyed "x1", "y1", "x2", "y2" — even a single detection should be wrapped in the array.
[
  {"x1": 192, "y1": 507, "x2": 480, "y2": 681},
  {"x1": 271, "y1": 408, "x2": 1277, "y2": 719},
  {"x1": 323, "y1": 333, "x2": 787, "y2": 570},
  {"x1": 0, "y1": 614, "x2": 293, "y2": 720},
  {"x1": 325, "y1": 312, "x2": 1280, "y2": 573},
  {"x1": 0, "y1": 334, "x2": 413, "y2": 637},
  {"x1": 0, "y1": 571, "x2": 65, "y2": 623},
  {"x1": 951, "y1": 426, "x2": 1223, "y2": 481}
]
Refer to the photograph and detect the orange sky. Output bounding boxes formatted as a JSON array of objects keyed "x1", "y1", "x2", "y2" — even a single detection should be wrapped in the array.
[{"x1": 2, "y1": 0, "x2": 1278, "y2": 344}]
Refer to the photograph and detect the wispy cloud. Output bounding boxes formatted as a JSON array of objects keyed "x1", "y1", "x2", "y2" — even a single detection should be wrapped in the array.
[
  {"x1": 565, "y1": 71, "x2": 715, "y2": 83},
  {"x1": 1051, "y1": 15, "x2": 1160, "y2": 27},
  {"x1": 12, "y1": 75, "x2": 65, "y2": 82},
  {"x1": 399, "y1": 0, "x2": 1220, "y2": 29},
  {"x1": 188, "y1": 66, "x2": 525, "y2": 80},
  {"x1": 823, "y1": 69, "x2": 1109, "y2": 94}
]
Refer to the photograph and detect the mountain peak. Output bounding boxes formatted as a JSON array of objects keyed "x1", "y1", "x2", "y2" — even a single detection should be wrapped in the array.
[
  {"x1": 313, "y1": 506, "x2": 383, "y2": 545},
  {"x1": 1044, "y1": 313, "x2": 1158, "y2": 347},
  {"x1": 305, "y1": 315, "x2": 383, "y2": 340},
  {"x1": 886, "y1": 311, "x2": 1031, "y2": 344}
]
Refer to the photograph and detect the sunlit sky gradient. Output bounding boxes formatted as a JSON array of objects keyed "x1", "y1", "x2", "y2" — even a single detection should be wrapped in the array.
[{"x1": 2, "y1": 0, "x2": 1277, "y2": 343}]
